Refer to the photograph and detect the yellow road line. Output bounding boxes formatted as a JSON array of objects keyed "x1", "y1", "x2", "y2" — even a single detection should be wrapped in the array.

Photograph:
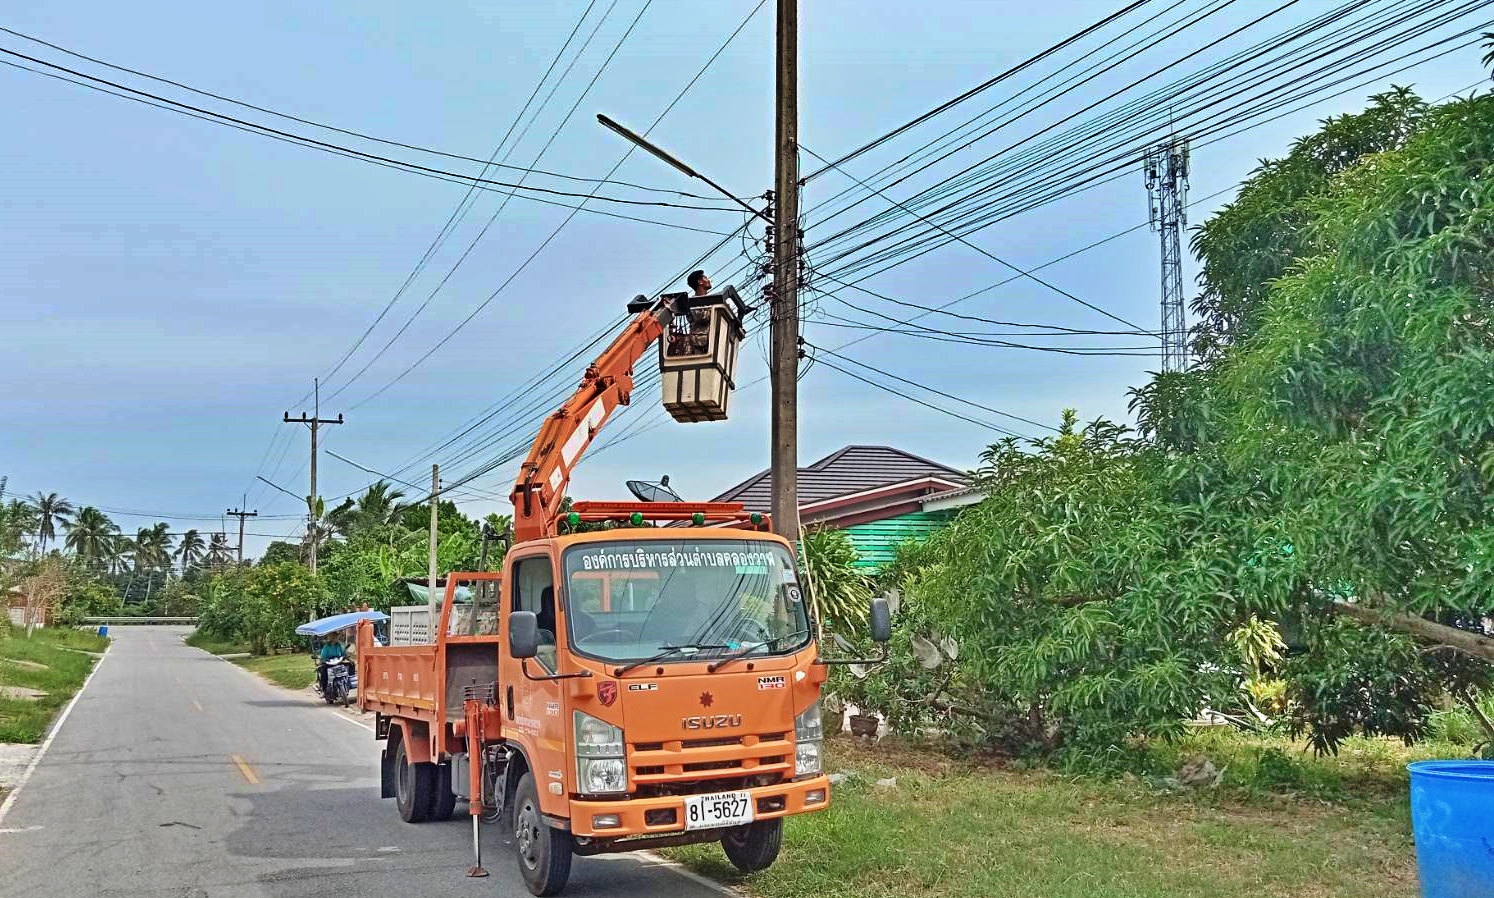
[
  {"x1": 231, "y1": 754, "x2": 260, "y2": 785},
  {"x1": 191, "y1": 700, "x2": 204, "y2": 712}
]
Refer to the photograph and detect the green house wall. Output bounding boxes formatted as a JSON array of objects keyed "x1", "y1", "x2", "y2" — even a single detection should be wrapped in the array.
[{"x1": 841, "y1": 510, "x2": 957, "y2": 569}]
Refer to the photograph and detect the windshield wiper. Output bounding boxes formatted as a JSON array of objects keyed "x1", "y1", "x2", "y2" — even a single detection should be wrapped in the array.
[
  {"x1": 706, "y1": 629, "x2": 812, "y2": 673},
  {"x1": 612, "y1": 643, "x2": 729, "y2": 677}
]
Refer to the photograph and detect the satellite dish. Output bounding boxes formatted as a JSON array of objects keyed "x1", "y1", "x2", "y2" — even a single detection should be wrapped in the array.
[{"x1": 626, "y1": 474, "x2": 683, "y2": 503}]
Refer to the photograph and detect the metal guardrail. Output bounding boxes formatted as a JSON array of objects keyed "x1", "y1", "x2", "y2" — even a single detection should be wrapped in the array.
[{"x1": 82, "y1": 617, "x2": 198, "y2": 626}]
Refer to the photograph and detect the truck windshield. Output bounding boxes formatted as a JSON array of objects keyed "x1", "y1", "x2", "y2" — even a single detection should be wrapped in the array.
[{"x1": 562, "y1": 539, "x2": 812, "y2": 663}]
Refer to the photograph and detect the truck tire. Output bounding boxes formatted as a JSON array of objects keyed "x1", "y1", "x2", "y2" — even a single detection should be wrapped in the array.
[
  {"x1": 722, "y1": 819, "x2": 782, "y2": 873},
  {"x1": 394, "y1": 737, "x2": 434, "y2": 823},
  {"x1": 429, "y1": 762, "x2": 458, "y2": 822},
  {"x1": 513, "y1": 772, "x2": 572, "y2": 896}
]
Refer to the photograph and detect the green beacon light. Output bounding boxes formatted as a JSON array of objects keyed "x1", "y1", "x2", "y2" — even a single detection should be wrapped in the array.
[
  {"x1": 691, "y1": 511, "x2": 706, "y2": 526},
  {"x1": 629, "y1": 511, "x2": 644, "y2": 526},
  {"x1": 749, "y1": 512, "x2": 764, "y2": 526},
  {"x1": 566, "y1": 511, "x2": 581, "y2": 529}
]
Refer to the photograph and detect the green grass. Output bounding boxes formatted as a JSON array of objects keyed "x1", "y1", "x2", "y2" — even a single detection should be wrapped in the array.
[
  {"x1": 235, "y1": 652, "x2": 317, "y2": 691},
  {"x1": 183, "y1": 630, "x2": 250, "y2": 656},
  {"x1": 184, "y1": 629, "x2": 315, "y2": 691},
  {"x1": 0, "y1": 627, "x2": 109, "y2": 743},
  {"x1": 665, "y1": 734, "x2": 1444, "y2": 898}
]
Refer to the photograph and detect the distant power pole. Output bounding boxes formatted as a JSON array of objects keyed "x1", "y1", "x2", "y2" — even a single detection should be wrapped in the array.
[
  {"x1": 771, "y1": 0, "x2": 801, "y2": 544},
  {"x1": 226, "y1": 507, "x2": 258, "y2": 564},
  {"x1": 283, "y1": 378, "x2": 343, "y2": 575},
  {"x1": 428, "y1": 464, "x2": 440, "y2": 630},
  {"x1": 1145, "y1": 136, "x2": 1190, "y2": 373}
]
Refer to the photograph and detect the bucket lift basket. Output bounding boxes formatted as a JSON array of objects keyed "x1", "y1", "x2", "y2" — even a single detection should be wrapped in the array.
[{"x1": 658, "y1": 289, "x2": 745, "y2": 423}]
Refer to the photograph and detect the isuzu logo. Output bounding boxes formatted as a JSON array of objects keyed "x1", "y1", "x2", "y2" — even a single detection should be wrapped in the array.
[{"x1": 682, "y1": 713, "x2": 743, "y2": 730}]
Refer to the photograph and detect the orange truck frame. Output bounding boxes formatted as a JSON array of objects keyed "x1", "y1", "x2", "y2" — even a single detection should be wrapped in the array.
[{"x1": 357, "y1": 289, "x2": 889, "y2": 896}]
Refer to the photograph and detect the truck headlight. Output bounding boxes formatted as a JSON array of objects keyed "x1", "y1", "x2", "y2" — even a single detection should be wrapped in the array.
[
  {"x1": 575, "y1": 711, "x2": 626, "y2": 793},
  {"x1": 794, "y1": 700, "x2": 823, "y2": 776},
  {"x1": 579, "y1": 757, "x2": 627, "y2": 793}
]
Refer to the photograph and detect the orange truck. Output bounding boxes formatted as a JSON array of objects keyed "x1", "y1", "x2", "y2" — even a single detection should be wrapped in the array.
[{"x1": 357, "y1": 289, "x2": 890, "y2": 896}]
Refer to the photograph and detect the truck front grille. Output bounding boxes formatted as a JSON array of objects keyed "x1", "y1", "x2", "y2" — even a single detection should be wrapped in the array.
[{"x1": 628, "y1": 732, "x2": 792, "y2": 792}]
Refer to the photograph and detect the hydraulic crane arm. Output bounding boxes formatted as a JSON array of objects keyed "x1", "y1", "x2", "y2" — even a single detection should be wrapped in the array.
[{"x1": 510, "y1": 297, "x2": 675, "y2": 543}]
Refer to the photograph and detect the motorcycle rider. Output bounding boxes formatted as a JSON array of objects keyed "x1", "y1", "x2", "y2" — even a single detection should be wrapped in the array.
[{"x1": 316, "y1": 635, "x2": 348, "y2": 696}]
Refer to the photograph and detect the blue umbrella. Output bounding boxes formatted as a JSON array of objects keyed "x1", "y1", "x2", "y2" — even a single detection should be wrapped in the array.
[{"x1": 295, "y1": 610, "x2": 389, "y2": 637}]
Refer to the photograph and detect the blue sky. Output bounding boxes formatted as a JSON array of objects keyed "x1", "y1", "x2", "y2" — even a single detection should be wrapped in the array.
[{"x1": 1, "y1": 1, "x2": 1489, "y2": 555}]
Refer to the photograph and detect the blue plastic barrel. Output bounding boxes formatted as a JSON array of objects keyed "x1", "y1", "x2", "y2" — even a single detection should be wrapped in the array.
[
  {"x1": 1409, "y1": 760, "x2": 1494, "y2": 897},
  {"x1": 97, "y1": 625, "x2": 108, "y2": 637}
]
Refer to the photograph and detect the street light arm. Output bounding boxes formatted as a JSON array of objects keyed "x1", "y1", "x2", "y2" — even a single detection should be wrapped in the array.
[{"x1": 597, "y1": 114, "x2": 772, "y2": 224}]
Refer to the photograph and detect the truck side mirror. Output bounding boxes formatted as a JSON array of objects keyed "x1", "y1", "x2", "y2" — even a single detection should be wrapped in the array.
[
  {"x1": 869, "y1": 597, "x2": 891, "y2": 643},
  {"x1": 509, "y1": 611, "x2": 539, "y2": 659}
]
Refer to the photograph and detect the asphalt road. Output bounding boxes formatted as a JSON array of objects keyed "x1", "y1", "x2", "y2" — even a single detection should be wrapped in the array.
[{"x1": 0, "y1": 627, "x2": 726, "y2": 898}]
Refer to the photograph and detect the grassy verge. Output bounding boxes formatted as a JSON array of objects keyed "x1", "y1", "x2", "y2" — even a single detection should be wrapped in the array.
[
  {"x1": 0, "y1": 627, "x2": 109, "y2": 744},
  {"x1": 666, "y1": 733, "x2": 1443, "y2": 898},
  {"x1": 183, "y1": 630, "x2": 250, "y2": 656},
  {"x1": 185, "y1": 629, "x2": 316, "y2": 691},
  {"x1": 235, "y1": 652, "x2": 317, "y2": 691}
]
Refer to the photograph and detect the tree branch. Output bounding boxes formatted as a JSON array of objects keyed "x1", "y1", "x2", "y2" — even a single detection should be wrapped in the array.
[
  {"x1": 1330, "y1": 600, "x2": 1494, "y2": 664},
  {"x1": 1456, "y1": 687, "x2": 1494, "y2": 749}
]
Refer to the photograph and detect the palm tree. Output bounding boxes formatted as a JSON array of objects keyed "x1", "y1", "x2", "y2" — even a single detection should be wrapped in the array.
[
  {"x1": 104, "y1": 534, "x2": 131, "y2": 575},
  {"x1": 27, "y1": 492, "x2": 74, "y2": 553},
  {"x1": 357, "y1": 481, "x2": 407, "y2": 529},
  {"x1": 205, "y1": 532, "x2": 234, "y2": 568},
  {"x1": 1, "y1": 499, "x2": 35, "y2": 557},
  {"x1": 64, "y1": 506, "x2": 120, "y2": 569},
  {"x1": 131, "y1": 523, "x2": 173, "y2": 573},
  {"x1": 175, "y1": 529, "x2": 206, "y2": 569},
  {"x1": 325, "y1": 497, "x2": 358, "y2": 539},
  {"x1": 327, "y1": 481, "x2": 408, "y2": 538}
]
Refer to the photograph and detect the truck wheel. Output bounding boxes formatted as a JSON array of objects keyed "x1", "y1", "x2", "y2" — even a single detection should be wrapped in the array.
[
  {"x1": 393, "y1": 737, "x2": 433, "y2": 823},
  {"x1": 513, "y1": 772, "x2": 572, "y2": 896},
  {"x1": 722, "y1": 819, "x2": 782, "y2": 873},
  {"x1": 429, "y1": 762, "x2": 458, "y2": 822}
]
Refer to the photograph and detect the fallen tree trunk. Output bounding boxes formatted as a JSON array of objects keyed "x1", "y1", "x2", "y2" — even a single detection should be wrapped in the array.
[{"x1": 1330, "y1": 600, "x2": 1494, "y2": 664}]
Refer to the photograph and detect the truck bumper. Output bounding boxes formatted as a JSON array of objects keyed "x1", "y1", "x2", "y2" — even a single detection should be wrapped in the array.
[{"x1": 568, "y1": 774, "x2": 830, "y2": 840}]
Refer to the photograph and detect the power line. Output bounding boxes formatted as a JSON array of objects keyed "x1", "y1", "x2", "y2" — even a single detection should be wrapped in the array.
[
  {"x1": 343, "y1": 0, "x2": 766, "y2": 413},
  {"x1": 0, "y1": 23, "x2": 750, "y2": 202},
  {"x1": 800, "y1": 0, "x2": 1474, "y2": 281},
  {"x1": 789, "y1": 0, "x2": 1481, "y2": 313},
  {"x1": 803, "y1": 0, "x2": 1162, "y2": 181},
  {"x1": 801, "y1": 143, "x2": 1146, "y2": 330},
  {"x1": 808, "y1": 354, "x2": 1025, "y2": 437},
  {"x1": 804, "y1": 342, "x2": 1060, "y2": 432},
  {"x1": 322, "y1": 0, "x2": 651, "y2": 404},
  {"x1": 0, "y1": 47, "x2": 740, "y2": 213},
  {"x1": 310, "y1": 0, "x2": 606, "y2": 392}
]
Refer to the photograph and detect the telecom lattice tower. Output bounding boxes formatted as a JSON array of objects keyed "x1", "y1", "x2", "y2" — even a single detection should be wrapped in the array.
[{"x1": 1145, "y1": 136, "x2": 1190, "y2": 373}]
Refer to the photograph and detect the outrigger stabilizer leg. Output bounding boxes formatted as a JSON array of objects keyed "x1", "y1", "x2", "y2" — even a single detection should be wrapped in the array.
[{"x1": 464, "y1": 696, "x2": 489, "y2": 878}]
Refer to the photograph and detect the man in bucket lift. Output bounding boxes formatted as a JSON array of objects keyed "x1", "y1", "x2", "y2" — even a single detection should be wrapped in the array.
[
  {"x1": 687, "y1": 269, "x2": 713, "y2": 297},
  {"x1": 672, "y1": 269, "x2": 716, "y2": 356}
]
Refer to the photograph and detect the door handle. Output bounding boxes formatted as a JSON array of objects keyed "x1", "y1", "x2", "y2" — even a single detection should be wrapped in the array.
[{"x1": 506, "y1": 685, "x2": 515, "y2": 719}]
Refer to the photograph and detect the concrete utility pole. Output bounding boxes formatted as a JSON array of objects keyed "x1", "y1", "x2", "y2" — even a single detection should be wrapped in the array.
[
  {"x1": 771, "y1": 0, "x2": 801, "y2": 544},
  {"x1": 283, "y1": 378, "x2": 343, "y2": 575},
  {"x1": 226, "y1": 507, "x2": 257, "y2": 564},
  {"x1": 1145, "y1": 136, "x2": 1190, "y2": 373},
  {"x1": 428, "y1": 464, "x2": 440, "y2": 632}
]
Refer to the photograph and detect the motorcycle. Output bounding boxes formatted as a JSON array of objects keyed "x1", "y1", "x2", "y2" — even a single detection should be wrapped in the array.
[{"x1": 319, "y1": 657, "x2": 355, "y2": 707}]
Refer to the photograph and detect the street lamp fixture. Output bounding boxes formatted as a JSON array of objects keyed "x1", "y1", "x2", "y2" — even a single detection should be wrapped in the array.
[{"x1": 597, "y1": 114, "x2": 771, "y2": 223}]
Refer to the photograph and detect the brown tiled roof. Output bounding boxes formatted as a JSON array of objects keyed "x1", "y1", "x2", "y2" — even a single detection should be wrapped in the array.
[{"x1": 712, "y1": 445, "x2": 968, "y2": 512}]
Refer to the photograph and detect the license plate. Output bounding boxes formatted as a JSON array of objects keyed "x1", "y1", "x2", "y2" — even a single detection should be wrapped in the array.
[{"x1": 683, "y1": 790, "x2": 754, "y2": 831}]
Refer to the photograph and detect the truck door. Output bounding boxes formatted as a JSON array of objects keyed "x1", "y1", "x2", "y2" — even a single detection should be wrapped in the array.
[{"x1": 502, "y1": 549, "x2": 568, "y2": 805}]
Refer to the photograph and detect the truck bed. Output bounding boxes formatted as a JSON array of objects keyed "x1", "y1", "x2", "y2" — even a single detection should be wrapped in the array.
[
  {"x1": 357, "y1": 621, "x2": 503, "y2": 729},
  {"x1": 358, "y1": 640, "x2": 440, "y2": 715}
]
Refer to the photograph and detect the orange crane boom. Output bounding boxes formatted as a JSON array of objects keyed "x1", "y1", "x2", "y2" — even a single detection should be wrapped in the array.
[{"x1": 509, "y1": 298, "x2": 673, "y2": 543}]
